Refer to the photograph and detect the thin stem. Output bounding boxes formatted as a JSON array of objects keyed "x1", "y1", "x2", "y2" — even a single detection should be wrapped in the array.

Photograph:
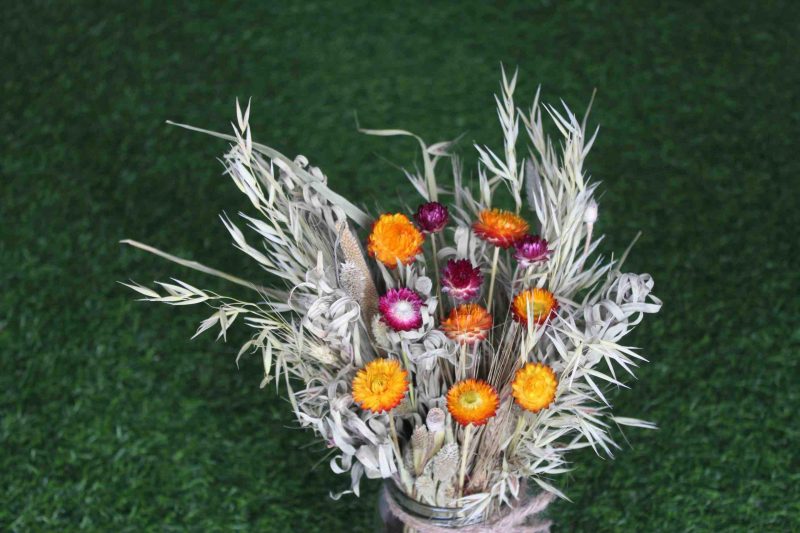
[
  {"x1": 486, "y1": 246, "x2": 501, "y2": 313},
  {"x1": 400, "y1": 348, "x2": 417, "y2": 411},
  {"x1": 430, "y1": 235, "x2": 444, "y2": 320},
  {"x1": 166, "y1": 120, "x2": 372, "y2": 229},
  {"x1": 510, "y1": 263, "x2": 521, "y2": 293},
  {"x1": 520, "y1": 340, "x2": 529, "y2": 365},
  {"x1": 121, "y1": 239, "x2": 268, "y2": 293},
  {"x1": 458, "y1": 424, "x2": 474, "y2": 498},
  {"x1": 388, "y1": 415, "x2": 412, "y2": 491},
  {"x1": 458, "y1": 343, "x2": 467, "y2": 380},
  {"x1": 580, "y1": 222, "x2": 594, "y2": 269}
]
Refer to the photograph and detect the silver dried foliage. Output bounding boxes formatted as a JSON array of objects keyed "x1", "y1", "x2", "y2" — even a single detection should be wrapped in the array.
[{"x1": 124, "y1": 70, "x2": 661, "y2": 518}]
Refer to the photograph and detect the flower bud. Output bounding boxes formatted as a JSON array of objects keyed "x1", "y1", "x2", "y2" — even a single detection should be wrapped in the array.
[
  {"x1": 584, "y1": 199, "x2": 598, "y2": 224},
  {"x1": 426, "y1": 407, "x2": 446, "y2": 433},
  {"x1": 513, "y1": 235, "x2": 551, "y2": 267},
  {"x1": 426, "y1": 407, "x2": 446, "y2": 456},
  {"x1": 414, "y1": 202, "x2": 449, "y2": 233}
]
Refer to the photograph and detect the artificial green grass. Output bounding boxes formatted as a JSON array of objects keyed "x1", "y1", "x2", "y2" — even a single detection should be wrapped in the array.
[{"x1": 2, "y1": 1, "x2": 799, "y2": 531}]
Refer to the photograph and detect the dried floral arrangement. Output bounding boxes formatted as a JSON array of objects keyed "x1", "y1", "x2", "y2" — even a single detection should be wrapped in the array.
[{"x1": 123, "y1": 69, "x2": 661, "y2": 526}]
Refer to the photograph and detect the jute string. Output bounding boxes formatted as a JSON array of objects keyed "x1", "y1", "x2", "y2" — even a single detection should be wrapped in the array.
[{"x1": 383, "y1": 486, "x2": 554, "y2": 533}]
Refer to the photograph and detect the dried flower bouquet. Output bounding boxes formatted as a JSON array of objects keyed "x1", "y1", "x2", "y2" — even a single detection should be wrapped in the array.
[{"x1": 123, "y1": 69, "x2": 661, "y2": 526}]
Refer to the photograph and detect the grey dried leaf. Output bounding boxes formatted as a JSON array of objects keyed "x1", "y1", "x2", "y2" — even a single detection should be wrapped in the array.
[
  {"x1": 307, "y1": 343, "x2": 337, "y2": 365},
  {"x1": 414, "y1": 276, "x2": 433, "y2": 296}
]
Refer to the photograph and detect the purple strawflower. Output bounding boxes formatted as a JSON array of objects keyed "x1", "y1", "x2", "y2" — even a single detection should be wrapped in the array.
[
  {"x1": 441, "y1": 259, "x2": 483, "y2": 301},
  {"x1": 514, "y1": 235, "x2": 551, "y2": 267},
  {"x1": 414, "y1": 201, "x2": 449, "y2": 233},
  {"x1": 379, "y1": 288, "x2": 424, "y2": 331}
]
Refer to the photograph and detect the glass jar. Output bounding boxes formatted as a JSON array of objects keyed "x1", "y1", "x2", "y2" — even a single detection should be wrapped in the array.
[{"x1": 375, "y1": 481, "x2": 487, "y2": 532}]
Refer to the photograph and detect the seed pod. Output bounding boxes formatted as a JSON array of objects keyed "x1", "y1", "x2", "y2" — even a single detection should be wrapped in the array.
[
  {"x1": 426, "y1": 407, "x2": 446, "y2": 455},
  {"x1": 432, "y1": 442, "x2": 459, "y2": 483},
  {"x1": 339, "y1": 261, "x2": 366, "y2": 302},
  {"x1": 411, "y1": 425, "x2": 430, "y2": 475}
]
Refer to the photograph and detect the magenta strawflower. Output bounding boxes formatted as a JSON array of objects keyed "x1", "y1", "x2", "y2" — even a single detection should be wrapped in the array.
[
  {"x1": 379, "y1": 288, "x2": 424, "y2": 331},
  {"x1": 514, "y1": 235, "x2": 551, "y2": 267},
  {"x1": 441, "y1": 259, "x2": 483, "y2": 301},
  {"x1": 414, "y1": 202, "x2": 449, "y2": 233}
]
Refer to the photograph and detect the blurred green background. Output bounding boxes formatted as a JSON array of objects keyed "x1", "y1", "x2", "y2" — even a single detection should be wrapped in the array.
[{"x1": 2, "y1": 1, "x2": 799, "y2": 531}]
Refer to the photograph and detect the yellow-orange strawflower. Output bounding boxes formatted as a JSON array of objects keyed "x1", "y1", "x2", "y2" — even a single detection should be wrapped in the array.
[
  {"x1": 441, "y1": 304, "x2": 492, "y2": 345},
  {"x1": 446, "y1": 379, "x2": 499, "y2": 426},
  {"x1": 472, "y1": 209, "x2": 529, "y2": 249},
  {"x1": 367, "y1": 213, "x2": 424, "y2": 268},
  {"x1": 352, "y1": 358, "x2": 409, "y2": 413},
  {"x1": 511, "y1": 287, "x2": 558, "y2": 325},
  {"x1": 512, "y1": 363, "x2": 557, "y2": 413}
]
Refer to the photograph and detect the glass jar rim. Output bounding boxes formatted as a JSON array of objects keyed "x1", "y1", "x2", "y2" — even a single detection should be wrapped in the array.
[{"x1": 383, "y1": 480, "x2": 486, "y2": 527}]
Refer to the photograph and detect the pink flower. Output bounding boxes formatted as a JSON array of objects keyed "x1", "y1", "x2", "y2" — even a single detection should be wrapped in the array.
[
  {"x1": 414, "y1": 202, "x2": 449, "y2": 233},
  {"x1": 514, "y1": 235, "x2": 551, "y2": 267},
  {"x1": 442, "y1": 259, "x2": 483, "y2": 301},
  {"x1": 379, "y1": 288, "x2": 424, "y2": 331}
]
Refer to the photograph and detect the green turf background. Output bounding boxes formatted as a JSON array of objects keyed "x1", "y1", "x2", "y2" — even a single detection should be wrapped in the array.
[{"x1": 2, "y1": 1, "x2": 799, "y2": 531}]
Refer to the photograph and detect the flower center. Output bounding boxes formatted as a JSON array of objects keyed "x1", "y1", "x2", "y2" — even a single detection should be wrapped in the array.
[
  {"x1": 452, "y1": 271, "x2": 470, "y2": 286},
  {"x1": 370, "y1": 375, "x2": 387, "y2": 393},
  {"x1": 392, "y1": 301, "x2": 416, "y2": 321},
  {"x1": 526, "y1": 380, "x2": 543, "y2": 394},
  {"x1": 460, "y1": 391, "x2": 480, "y2": 408}
]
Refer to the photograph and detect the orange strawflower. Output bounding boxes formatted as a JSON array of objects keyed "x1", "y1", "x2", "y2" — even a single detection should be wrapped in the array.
[
  {"x1": 441, "y1": 304, "x2": 492, "y2": 345},
  {"x1": 352, "y1": 358, "x2": 409, "y2": 413},
  {"x1": 446, "y1": 379, "x2": 499, "y2": 426},
  {"x1": 472, "y1": 209, "x2": 529, "y2": 248},
  {"x1": 511, "y1": 287, "x2": 558, "y2": 326},
  {"x1": 512, "y1": 363, "x2": 557, "y2": 413},
  {"x1": 367, "y1": 213, "x2": 424, "y2": 268}
]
